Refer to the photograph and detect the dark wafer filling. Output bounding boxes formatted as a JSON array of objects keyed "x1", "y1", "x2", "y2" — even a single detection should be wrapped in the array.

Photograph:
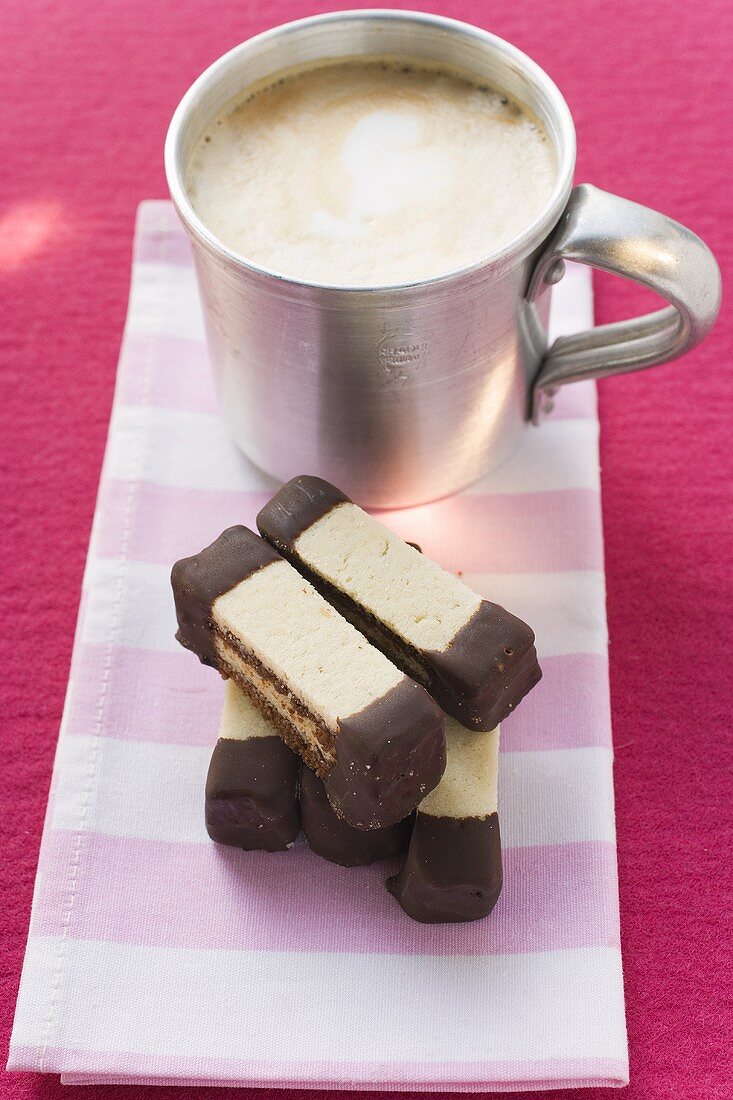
[
  {"x1": 216, "y1": 634, "x2": 336, "y2": 776},
  {"x1": 276, "y1": 561, "x2": 432, "y2": 688}
]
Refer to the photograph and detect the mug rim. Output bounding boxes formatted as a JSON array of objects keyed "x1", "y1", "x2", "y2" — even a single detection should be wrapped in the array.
[{"x1": 164, "y1": 9, "x2": 577, "y2": 293}]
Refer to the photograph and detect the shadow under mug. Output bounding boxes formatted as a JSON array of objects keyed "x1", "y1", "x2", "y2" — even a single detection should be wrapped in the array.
[{"x1": 165, "y1": 9, "x2": 721, "y2": 508}]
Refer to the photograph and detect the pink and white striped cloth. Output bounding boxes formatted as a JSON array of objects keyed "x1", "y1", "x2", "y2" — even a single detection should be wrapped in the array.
[{"x1": 8, "y1": 202, "x2": 628, "y2": 1091}]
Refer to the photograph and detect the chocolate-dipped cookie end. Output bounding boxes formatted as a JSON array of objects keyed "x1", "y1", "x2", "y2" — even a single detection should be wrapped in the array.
[
  {"x1": 257, "y1": 475, "x2": 351, "y2": 553},
  {"x1": 205, "y1": 736, "x2": 300, "y2": 851},
  {"x1": 301, "y1": 767, "x2": 413, "y2": 866},
  {"x1": 326, "y1": 679, "x2": 446, "y2": 829},
  {"x1": 172, "y1": 525, "x2": 281, "y2": 666},
  {"x1": 429, "y1": 601, "x2": 542, "y2": 729},
  {"x1": 387, "y1": 813, "x2": 502, "y2": 923}
]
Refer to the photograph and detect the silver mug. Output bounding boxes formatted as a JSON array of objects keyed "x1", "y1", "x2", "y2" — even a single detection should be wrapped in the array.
[{"x1": 165, "y1": 10, "x2": 721, "y2": 508}]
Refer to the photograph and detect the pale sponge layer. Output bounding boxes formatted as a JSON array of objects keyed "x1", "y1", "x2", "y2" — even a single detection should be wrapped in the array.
[
  {"x1": 219, "y1": 679, "x2": 282, "y2": 742},
  {"x1": 420, "y1": 721, "x2": 499, "y2": 820},
  {"x1": 295, "y1": 502, "x2": 481, "y2": 653},
  {"x1": 387, "y1": 719, "x2": 502, "y2": 923},
  {"x1": 213, "y1": 559, "x2": 404, "y2": 728}
]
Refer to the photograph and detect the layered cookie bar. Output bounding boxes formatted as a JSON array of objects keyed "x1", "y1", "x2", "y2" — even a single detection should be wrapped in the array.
[
  {"x1": 387, "y1": 720, "x2": 502, "y2": 923},
  {"x1": 172, "y1": 526, "x2": 445, "y2": 829},
  {"x1": 300, "y1": 766, "x2": 413, "y2": 867},
  {"x1": 205, "y1": 681, "x2": 300, "y2": 851},
  {"x1": 257, "y1": 476, "x2": 541, "y2": 729}
]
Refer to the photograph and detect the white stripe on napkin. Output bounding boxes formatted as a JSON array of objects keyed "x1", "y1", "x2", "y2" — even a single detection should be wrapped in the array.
[
  {"x1": 49, "y1": 734, "x2": 616, "y2": 849},
  {"x1": 106, "y1": 405, "x2": 599, "y2": 495},
  {"x1": 126, "y1": 262, "x2": 205, "y2": 341},
  {"x1": 11, "y1": 937, "x2": 627, "y2": 1068}
]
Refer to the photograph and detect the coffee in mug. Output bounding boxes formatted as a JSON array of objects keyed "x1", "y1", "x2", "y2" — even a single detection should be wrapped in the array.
[
  {"x1": 185, "y1": 58, "x2": 557, "y2": 286},
  {"x1": 167, "y1": 12, "x2": 720, "y2": 506}
]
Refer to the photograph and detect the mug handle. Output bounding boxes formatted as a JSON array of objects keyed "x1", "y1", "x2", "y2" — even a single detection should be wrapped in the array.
[{"x1": 527, "y1": 183, "x2": 722, "y2": 422}]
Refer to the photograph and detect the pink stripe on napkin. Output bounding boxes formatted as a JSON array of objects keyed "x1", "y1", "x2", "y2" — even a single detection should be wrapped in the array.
[
  {"x1": 32, "y1": 831, "x2": 619, "y2": 956},
  {"x1": 95, "y1": 478, "x2": 604, "y2": 572},
  {"x1": 117, "y1": 334, "x2": 219, "y2": 414}
]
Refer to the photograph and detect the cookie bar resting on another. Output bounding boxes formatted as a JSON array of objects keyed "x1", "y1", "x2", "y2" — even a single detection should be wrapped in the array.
[
  {"x1": 257, "y1": 476, "x2": 541, "y2": 730},
  {"x1": 388, "y1": 719, "x2": 502, "y2": 923},
  {"x1": 205, "y1": 681, "x2": 300, "y2": 851},
  {"x1": 171, "y1": 526, "x2": 446, "y2": 830}
]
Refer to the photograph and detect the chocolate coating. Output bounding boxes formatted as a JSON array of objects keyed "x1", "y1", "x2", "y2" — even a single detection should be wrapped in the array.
[
  {"x1": 171, "y1": 526, "x2": 280, "y2": 667},
  {"x1": 205, "y1": 735, "x2": 300, "y2": 851},
  {"x1": 300, "y1": 767, "x2": 413, "y2": 866},
  {"x1": 387, "y1": 812, "x2": 502, "y2": 923},
  {"x1": 328, "y1": 677, "x2": 446, "y2": 830},
  {"x1": 427, "y1": 603, "x2": 542, "y2": 729},
  {"x1": 257, "y1": 475, "x2": 350, "y2": 550}
]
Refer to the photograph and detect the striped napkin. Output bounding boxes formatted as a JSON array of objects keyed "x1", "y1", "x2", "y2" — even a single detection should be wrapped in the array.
[{"x1": 8, "y1": 202, "x2": 628, "y2": 1091}]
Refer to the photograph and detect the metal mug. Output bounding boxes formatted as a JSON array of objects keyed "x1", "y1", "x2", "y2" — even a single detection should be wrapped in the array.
[{"x1": 165, "y1": 9, "x2": 721, "y2": 508}]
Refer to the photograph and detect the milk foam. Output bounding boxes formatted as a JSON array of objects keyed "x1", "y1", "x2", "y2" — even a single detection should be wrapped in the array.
[{"x1": 187, "y1": 60, "x2": 557, "y2": 285}]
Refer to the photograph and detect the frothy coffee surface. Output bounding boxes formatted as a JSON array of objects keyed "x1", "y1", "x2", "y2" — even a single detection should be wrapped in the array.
[{"x1": 187, "y1": 59, "x2": 557, "y2": 285}]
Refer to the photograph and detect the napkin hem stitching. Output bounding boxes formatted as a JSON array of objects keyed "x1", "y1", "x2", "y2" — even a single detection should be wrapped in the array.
[{"x1": 37, "y1": 212, "x2": 165, "y2": 1071}]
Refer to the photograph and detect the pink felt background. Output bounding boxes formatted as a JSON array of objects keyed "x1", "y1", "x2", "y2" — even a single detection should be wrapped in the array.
[{"x1": 1, "y1": 1, "x2": 731, "y2": 1098}]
